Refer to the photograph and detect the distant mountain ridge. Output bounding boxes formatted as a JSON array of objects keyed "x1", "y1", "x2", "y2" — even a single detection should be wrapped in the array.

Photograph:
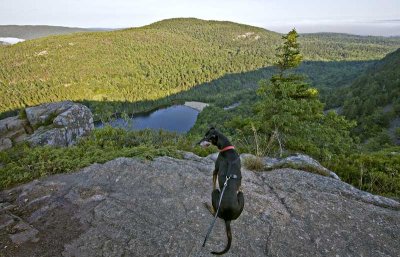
[{"x1": 0, "y1": 25, "x2": 112, "y2": 40}]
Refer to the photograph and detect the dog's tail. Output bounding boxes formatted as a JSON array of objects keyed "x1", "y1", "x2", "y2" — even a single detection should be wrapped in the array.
[{"x1": 211, "y1": 220, "x2": 232, "y2": 255}]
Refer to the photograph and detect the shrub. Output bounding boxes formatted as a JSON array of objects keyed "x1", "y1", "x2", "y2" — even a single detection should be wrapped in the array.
[
  {"x1": 326, "y1": 147, "x2": 400, "y2": 197},
  {"x1": 243, "y1": 156, "x2": 264, "y2": 171},
  {"x1": 0, "y1": 127, "x2": 184, "y2": 189}
]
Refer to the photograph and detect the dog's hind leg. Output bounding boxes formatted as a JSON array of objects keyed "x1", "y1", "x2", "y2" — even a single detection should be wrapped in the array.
[
  {"x1": 203, "y1": 189, "x2": 220, "y2": 216},
  {"x1": 237, "y1": 191, "x2": 244, "y2": 214},
  {"x1": 211, "y1": 189, "x2": 221, "y2": 214},
  {"x1": 204, "y1": 202, "x2": 216, "y2": 215}
]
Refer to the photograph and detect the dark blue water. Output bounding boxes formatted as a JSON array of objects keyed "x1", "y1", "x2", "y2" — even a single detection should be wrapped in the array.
[{"x1": 97, "y1": 105, "x2": 199, "y2": 133}]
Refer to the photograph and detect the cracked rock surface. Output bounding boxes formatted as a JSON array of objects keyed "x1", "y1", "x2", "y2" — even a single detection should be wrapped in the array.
[{"x1": 0, "y1": 153, "x2": 399, "y2": 257}]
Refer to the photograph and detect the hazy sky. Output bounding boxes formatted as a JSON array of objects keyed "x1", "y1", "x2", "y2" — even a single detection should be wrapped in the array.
[{"x1": 1, "y1": 0, "x2": 399, "y2": 35}]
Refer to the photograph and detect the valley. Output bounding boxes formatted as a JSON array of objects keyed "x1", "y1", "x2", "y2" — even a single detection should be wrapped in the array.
[
  {"x1": 1, "y1": 18, "x2": 400, "y2": 116},
  {"x1": 0, "y1": 18, "x2": 399, "y2": 197},
  {"x1": 1, "y1": 1, "x2": 400, "y2": 255}
]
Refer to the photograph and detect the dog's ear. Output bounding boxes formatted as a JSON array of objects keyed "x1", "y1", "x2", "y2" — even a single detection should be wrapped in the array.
[{"x1": 209, "y1": 125, "x2": 216, "y2": 130}]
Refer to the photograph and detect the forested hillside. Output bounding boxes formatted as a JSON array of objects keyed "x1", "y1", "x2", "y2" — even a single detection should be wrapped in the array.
[
  {"x1": 1, "y1": 22, "x2": 399, "y2": 197},
  {"x1": 1, "y1": 18, "x2": 400, "y2": 115},
  {"x1": 333, "y1": 49, "x2": 400, "y2": 146},
  {"x1": 300, "y1": 33, "x2": 400, "y2": 61},
  {"x1": 187, "y1": 31, "x2": 399, "y2": 197}
]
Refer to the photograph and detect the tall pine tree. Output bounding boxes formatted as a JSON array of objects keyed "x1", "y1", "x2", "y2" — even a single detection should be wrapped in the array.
[{"x1": 255, "y1": 29, "x2": 355, "y2": 160}]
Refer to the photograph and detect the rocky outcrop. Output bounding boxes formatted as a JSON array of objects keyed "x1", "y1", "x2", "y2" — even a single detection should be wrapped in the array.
[
  {"x1": 240, "y1": 153, "x2": 340, "y2": 179},
  {"x1": 0, "y1": 153, "x2": 399, "y2": 257},
  {"x1": 0, "y1": 138, "x2": 12, "y2": 151},
  {"x1": 184, "y1": 101, "x2": 209, "y2": 111},
  {"x1": 0, "y1": 116, "x2": 31, "y2": 150},
  {"x1": 25, "y1": 101, "x2": 76, "y2": 127},
  {"x1": 0, "y1": 101, "x2": 94, "y2": 150}
]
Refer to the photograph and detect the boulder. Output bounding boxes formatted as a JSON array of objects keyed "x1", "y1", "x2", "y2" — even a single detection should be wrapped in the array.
[
  {"x1": 0, "y1": 101, "x2": 94, "y2": 150},
  {"x1": 0, "y1": 153, "x2": 398, "y2": 257},
  {"x1": 26, "y1": 102, "x2": 94, "y2": 147},
  {"x1": 0, "y1": 138, "x2": 12, "y2": 151},
  {"x1": 26, "y1": 127, "x2": 68, "y2": 147},
  {"x1": 0, "y1": 116, "x2": 29, "y2": 150},
  {"x1": 53, "y1": 105, "x2": 93, "y2": 128},
  {"x1": 0, "y1": 116, "x2": 28, "y2": 138},
  {"x1": 25, "y1": 101, "x2": 75, "y2": 127}
]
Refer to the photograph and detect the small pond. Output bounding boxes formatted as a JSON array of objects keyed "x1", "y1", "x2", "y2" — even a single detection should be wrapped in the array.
[{"x1": 96, "y1": 105, "x2": 200, "y2": 133}]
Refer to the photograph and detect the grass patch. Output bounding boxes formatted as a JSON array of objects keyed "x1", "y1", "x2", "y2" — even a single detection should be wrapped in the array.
[
  {"x1": 0, "y1": 126, "x2": 193, "y2": 189},
  {"x1": 0, "y1": 125, "x2": 224, "y2": 189},
  {"x1": 264, "y1": 162, "x2": 330, "y2": 177},
  {"x1": 243, "y1": 156, "x2": 264, "y2": 171},
  {"x1": 18, "y1": 108, "x2": 27, "y2": 119}
]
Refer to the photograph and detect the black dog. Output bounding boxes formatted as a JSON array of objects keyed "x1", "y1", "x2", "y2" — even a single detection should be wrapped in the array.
[{"x1": 199, "y1": 127, "x2": 244, "y2": 255}]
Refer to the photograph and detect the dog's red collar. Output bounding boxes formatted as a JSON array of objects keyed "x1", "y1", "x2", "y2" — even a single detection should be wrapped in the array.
[{"x1": 219, "y1": 145, "x2": 235, "y2": 152}]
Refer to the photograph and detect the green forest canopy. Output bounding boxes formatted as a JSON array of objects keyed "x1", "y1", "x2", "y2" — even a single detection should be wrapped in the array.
[{"x1": 1, "y1": 18, "x2": 400, "y2": 115}]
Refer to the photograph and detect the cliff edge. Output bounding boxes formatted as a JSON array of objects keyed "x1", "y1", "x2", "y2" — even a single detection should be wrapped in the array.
[{"x1": 0, "y1": 152, "x2": 399, "y2": 257}]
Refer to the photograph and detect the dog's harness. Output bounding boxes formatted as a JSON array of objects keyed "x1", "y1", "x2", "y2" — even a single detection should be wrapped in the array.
[{"x1": 202, "y1": 174, "x2": 238, "y2": 247}]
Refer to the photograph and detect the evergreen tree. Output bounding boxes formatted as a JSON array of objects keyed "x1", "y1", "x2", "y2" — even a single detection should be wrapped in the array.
[
  {"x1": 276, "y1": 29, "x2": 303, "y2": 75},
  {"x1": 255, "y1": 29, "x2": 355, "y2": 160}
]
